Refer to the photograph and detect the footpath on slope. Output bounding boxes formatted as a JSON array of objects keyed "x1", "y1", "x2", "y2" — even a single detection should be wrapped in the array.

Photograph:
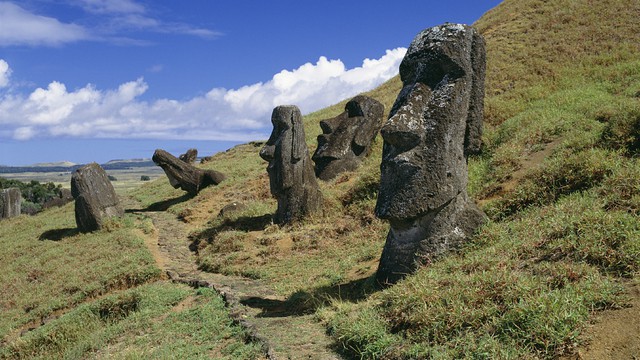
[{"x1": 124, "y1": 195, "x2": 343, "y2": 360}]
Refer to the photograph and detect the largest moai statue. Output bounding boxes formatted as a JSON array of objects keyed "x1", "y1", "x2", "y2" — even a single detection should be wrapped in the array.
[
  {"x1": 71, "y1": 163, "x2": 124, "y2": 232},
  {"x1": 0, "y1": 188, "x2": 21, "y2": 219},
  {"x1": 312, "y1": 95, "x2": 385, "y2": 180},
  {"x1": 260, "y1": 105, "x2": 322, "y2": 224},
  {"x1": 153, "y1": 149, "x2": 226, "y2": 196},
  {"x1": 375, "y1": 23, "x2": 488, "y2": 285}
]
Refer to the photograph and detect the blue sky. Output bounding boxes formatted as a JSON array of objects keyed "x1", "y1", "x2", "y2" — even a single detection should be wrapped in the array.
[{"x1": 0, "y1": 0, "x2": 501, "y2": 166}]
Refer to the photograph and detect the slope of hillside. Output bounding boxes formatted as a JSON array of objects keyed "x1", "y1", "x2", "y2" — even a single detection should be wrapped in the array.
[
  {"x1": 1, "y1": 0, "x2": 639, "y2": 358},
  {"x1": 130, "y1": 0, "x2": 639, "y2": 357}
]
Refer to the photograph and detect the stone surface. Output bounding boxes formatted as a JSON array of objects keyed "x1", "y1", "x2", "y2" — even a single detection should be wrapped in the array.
[
  {"x1": 260, "y1": 105, "x2": 322, "y2": 224},
  {"x1": 312, "y1": 95, "x2": 385, "y2": 180},
  {"x1": 375, "y1": 23, "x2": 487, "y2": 284},
  {"x1": 153, "y1": 149, "x2": 226, "y2": 196},
  {"x1": 0, "y1": 188, "x2": 21, "y2": 219},
  {"x1": 71, "y1": 163, "x2": 124, "y2": 232},
  {"x1": 179, "y1": 148, "x2": 198, "y2": 164},
  {"x1": 218, "y1": 201, "x2": 248, "y2": 218}
]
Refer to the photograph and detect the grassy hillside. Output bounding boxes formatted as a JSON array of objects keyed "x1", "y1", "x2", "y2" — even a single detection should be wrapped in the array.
[{"x1": 1, "y1": 0, "x2": 639, "y2": 358}]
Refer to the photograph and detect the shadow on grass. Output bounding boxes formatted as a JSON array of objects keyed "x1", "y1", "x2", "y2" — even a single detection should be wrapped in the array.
[
  {"x1": 126, "y1": 193, "x2": 194, "y2": 213},
  {"x1": 189, "y1": 213, "x2": 273, "y2": 252},
  {"x1": 240, "y1": 276, "x2": 381, "y2": 318},
  {"x1": 39, "y1": 228, "x2": 79, "y2": 241}
]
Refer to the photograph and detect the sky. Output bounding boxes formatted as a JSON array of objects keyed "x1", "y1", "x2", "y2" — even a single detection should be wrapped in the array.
[{"x1": 0, "y1": 0, "x2": 502, "y2": 166}]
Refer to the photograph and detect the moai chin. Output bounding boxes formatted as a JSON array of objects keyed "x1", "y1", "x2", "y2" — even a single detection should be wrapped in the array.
[
  {"x1": 312, "y1": 95, "x2": 384, "y2": 181},
  {"x1": 375, "y1": 23, "x2": 487, "y2": 285},
  {"x1": 260, "y1": 105, "x2": 322, "y2": 224}
]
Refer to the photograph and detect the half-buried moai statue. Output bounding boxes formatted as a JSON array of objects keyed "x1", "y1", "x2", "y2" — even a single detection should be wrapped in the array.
[
  {"x1": 153, "y1": 149, "x2": 226, "y2": 196},
  {"x1": 179, "y1": 148, "x2": 198, "y2": 164},
  {"x1": 312, "y1": 95, "x2": 385, "y2": 180},
  {"x1": 260, "y1": 105, "x2": 322, "y2": 224},
  {"x1": 71, "y1": 163, "x2": 124, "y2": 232},
  {"x1": 0, "y1": 188, "x2": 21, "y2": 219},
  {"x1": 375, "y1": 23, "x2": 487, "y2": 285}
]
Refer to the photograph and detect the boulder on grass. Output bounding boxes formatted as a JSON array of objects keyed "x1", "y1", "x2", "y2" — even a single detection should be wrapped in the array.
[{"x1": 71, "y1": 163, "x2": 124, "y2": 232}]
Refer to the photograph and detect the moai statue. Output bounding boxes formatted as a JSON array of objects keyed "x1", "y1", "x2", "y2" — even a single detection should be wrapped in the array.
[
  {"x1": 71, "y1": 163, "x2": 124, "y2": 232},
  {"x1": 260, "y1": 105, "x2": 322, "y2": 224},
  {"x1": 312, "y1": 95, "x2": 385, "y2": 180},
  {"x1": 375, "y1": 23, "x2": 488, "y2": 285},
  {"x1": 153, "y1": 149, "x2": 225, "y2": 196},
  {"x1": 0, "y1": 188, "x2": 21, "y2": 219},
  {"x1": 179, "y1": 148, "x2": 198, "y2": 164}
]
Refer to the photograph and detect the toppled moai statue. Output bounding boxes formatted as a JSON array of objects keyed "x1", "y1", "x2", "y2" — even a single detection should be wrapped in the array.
[
  {"x1": 312, "y1": 95, "x2": 385, "y2": 180},
  {"x1": 179, "y1": 148, "x2": 198, "y2": 164},
  {"x1": 0, "y1": 188, "x2": 21, "y2": 219},
  {"x1": 375, "y1": 23, "x2": 487, "y2": 285},
  {"x1": 153, "y1": 149, "x2": 226, "y2": 196},
  {"x1": 260, "y1": 105, "x2": 322, "y2": 224},
  {"x1": 71, "y1": 163, "x2": 124, "y2": 232}
]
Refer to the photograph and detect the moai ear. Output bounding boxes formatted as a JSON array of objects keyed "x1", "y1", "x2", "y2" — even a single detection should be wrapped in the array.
[
  {"x1": 464, "y1": 28, "x2": 486, "y2": 157},
  {"x1": 291, "y1": 110, "x2": 305, "y2": 162}
]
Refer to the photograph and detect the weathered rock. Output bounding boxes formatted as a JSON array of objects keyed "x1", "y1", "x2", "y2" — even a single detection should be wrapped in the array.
[
  {"x1": 375, "y1": 23, "x2": 487, "y2": 285},
  {"x1": 312, "y1": 95, "x2": 384, "y2": 180},
  {"x1": 0, "y1": 188, "x2": 21, "y2": 219},
  {"x1": 260, "y1": 105, "x2": 322, "y2": 224},
  {"x1": 179, "y1": 148, "x2": 198, "y2": 164},
  {"x1": 71, "y1": 163, "x2": 124, "y2": 232},
  {"x1": 153, "y1": 149, "x2": 226, "y2": 196},
  {"x1": 218, "y1": 201, "x2": 248, "y2": 218}
]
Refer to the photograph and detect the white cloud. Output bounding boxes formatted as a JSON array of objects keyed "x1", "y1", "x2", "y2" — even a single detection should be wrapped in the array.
[
  {"x1": 0, "y1": 2, "x2": 89, "y2": 46},
  {"x1": 0, "y1": 59, "x2": 10, "y2": 87},
  {"x1": 0, "y1": 48, "x2": 406, "y2": 141}
]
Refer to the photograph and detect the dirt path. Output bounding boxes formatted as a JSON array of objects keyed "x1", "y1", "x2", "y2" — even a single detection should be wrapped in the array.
[
  {"x1": 562, "y1": 280, "x2": 640, "y2": 360},
  {"x1": 125, "y1": 196, "x2": 343, "y2": 360}
]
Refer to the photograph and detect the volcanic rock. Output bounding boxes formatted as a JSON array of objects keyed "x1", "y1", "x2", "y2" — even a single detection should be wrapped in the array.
[
  {"x1": 71, "y1": 163, "x2": 123, "y2": 232},
  {"x1": 375, "y1": 23, "x2": 488, "y2": 285},
  {"x1": 312, "y1": 95, "x2": 384, "y2": 180},
  {"x1": 0, "y1": 188, "x2": 21, "y2": 219},
  {"x1": 260, "y1": 105, "x2": 322, "y2": 224},
  {"x1": 153, "y1": 149, "x2": 226, "y2": 196}
]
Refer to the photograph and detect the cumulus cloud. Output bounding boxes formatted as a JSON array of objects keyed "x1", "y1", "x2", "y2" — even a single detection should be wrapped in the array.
[
  {"x1": 0, "y1": 59, "x2": 10, "y2": 87},
  {"x1": 0, "y1": 48, "x2": 406, "y2": 141},
  {"x1": 0, "y1": 2, "x2": 90, "y2": 46}
]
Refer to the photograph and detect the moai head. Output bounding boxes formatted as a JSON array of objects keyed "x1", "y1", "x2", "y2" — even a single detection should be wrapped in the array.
[
  {"x1": 260, "y1": 105, "x2": 307, "y2": 196},
  {"x1": 260, "y1": 105, "x2": 322, "y2": 223},
  {"x1": 374, "y1": 23, "x2": 487, "y2": 285},
  {"x1": 312, "y1": 95, "x2": 384, "y2": 180},
  {"x1": 375, "y1": 23, "x2": 486, "y2": 222}
]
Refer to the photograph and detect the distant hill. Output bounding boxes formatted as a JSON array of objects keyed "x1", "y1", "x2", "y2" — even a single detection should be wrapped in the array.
[{"x1": 0, "y1": 158, "x2": 156, "y2": 174}]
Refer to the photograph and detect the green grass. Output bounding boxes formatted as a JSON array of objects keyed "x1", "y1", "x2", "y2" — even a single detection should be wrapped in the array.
[
  {"x1": 316, "y1": 0, "x2": 640, "y2": 358},
  {"x1": 0, "y1": 204, "x2": 161, "y2": 340},
  {"x1": 2, "y1": 283, "x2": 263, "y2": 359},
  {"x1": 0, "y1": 202, "x2": 263, "y2": 359},
  {"x1": 4, "y1": 0, "x2": 640, "y2": 358}
]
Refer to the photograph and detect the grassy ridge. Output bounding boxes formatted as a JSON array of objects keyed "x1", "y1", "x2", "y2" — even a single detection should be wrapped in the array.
[
  {"x1": 319, "y1": 0, "x2": 640, "y2": 358},
  {"x1": 0, "y1": 203, "x2": 262, "y2": 358},
  {"x1": 2, "y1": 0, "x2": 639, "y2": 358},
  {"x1": 128, "y1": 0, "x2": 639, "y2": 357}
]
